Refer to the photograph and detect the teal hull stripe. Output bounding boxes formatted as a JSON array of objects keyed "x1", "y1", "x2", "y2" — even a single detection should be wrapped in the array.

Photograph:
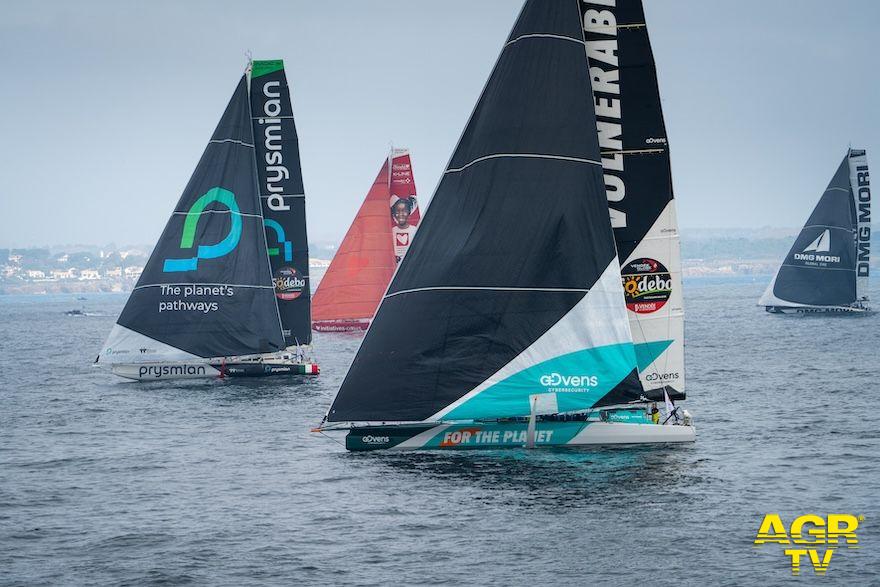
[
  {"x1": 633, "y1": 339, "x2": 673, "y2": 372},
  {"x1": 441, "y1": 342, "x2": 638, "y2": 421}
]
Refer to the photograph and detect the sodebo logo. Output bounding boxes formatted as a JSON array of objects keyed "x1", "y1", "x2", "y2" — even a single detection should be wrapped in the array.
[
  {"x1": 539, "y1": 373, "x2": 598, "y2": 389},
  {"x1": 360, "y1": 435, "x2": 390, "y2": 445}
]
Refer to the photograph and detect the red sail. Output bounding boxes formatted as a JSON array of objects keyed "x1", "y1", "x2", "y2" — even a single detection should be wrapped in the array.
[{"x1": 312, "y1": 149, "x2": 420, "y2": 331}]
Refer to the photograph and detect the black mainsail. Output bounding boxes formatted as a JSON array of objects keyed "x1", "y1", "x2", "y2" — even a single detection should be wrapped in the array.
[
  {"x1": 98, "y1": 76, "x2": 285, "y2": 363},
  {"x1": 325, "y1": 0, "x2": 643, "y2": 425},
  {"x1": 249, "y1": 60, "x2": 313, "y2": 347},
  {"x1": 760, "y1": 149, "x2": 871, "y2": 311},
  {"x1": 581, "y1": 0, "x2": 685, "y2": 398}
]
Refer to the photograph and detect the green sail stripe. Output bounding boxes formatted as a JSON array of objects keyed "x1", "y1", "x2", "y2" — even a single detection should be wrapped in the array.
[{"x1": 251, "y1": 60, "x2": 284, "y2": 78}]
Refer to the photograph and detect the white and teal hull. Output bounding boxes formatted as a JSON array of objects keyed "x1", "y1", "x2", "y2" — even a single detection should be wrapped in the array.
[{"x1": 343, "y1": 412, "x2": 695, "y2": 452}]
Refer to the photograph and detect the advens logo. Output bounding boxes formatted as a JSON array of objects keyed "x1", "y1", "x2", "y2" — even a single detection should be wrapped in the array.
[
  {"x1": 163, "y1": 187, "x2": 242, "y2": 272},
  {"x1": 622, "y1": 258, "x2": 672, "y2": 314},
  {"x1": 539, "y1": 373, "x2": 598, "y2": 392},
  {"x1": 360, "y1": 435, "x2": 390, "y2": 445}
]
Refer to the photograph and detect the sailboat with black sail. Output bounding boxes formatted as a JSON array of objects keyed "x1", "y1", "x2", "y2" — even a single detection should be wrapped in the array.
[
  {"x1": 583, "y1": 0, "x2": 685, "y2": 401},
  {"x1": 315, "y1": 0, "x2": 694, "y2": 450},
  {"x1": 96, "y1": 61, "x2": 319, "y2": 380},
  {"x1": 760, "y1": 149, "x2": 871, "y2": 314}
]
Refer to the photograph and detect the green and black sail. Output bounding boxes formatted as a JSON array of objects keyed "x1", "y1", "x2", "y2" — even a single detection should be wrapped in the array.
[
  {"x1": 249, "y1": 60, "x2": 313, "y2": 347},
  {"x1": 98, "y1": 76, "x2": 285, "y2": 363},
  {"x1": 325, "y1": 0, "x2": 642, "y2": 425}
]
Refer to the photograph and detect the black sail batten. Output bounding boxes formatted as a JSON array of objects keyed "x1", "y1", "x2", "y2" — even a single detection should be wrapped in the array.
[
  {"x1": 102, "y1": 75, "x2": 285, "y2": 361},
  {"x1": 762, "y1": 152, "x2": 859, "y2": 308},
  {"x1": 249, "y1": 60, "x2": 312, "y2": 347},
  {"x1": 582, "y1": 0, "x2": 686, "y2": 397},
  {"x1": 582, "y1": 0, "x2": 673, "y2": 262},
  {"x1": 326, "y1": 0, "x2": 642, "y2": 424}
]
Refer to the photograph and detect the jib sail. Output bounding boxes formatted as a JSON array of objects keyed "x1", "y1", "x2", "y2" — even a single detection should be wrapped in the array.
[
  {"x1": 325, "y1": 0, "x2": 642, "y2": 424},
  {"x1": 249, "y1": 60, "x2": 313, "y2": 347},
  {"x1": 760, "y1": 150, "x2": 868, "y2": 309},
  {"x1": 582, "y1": 0, "x2": 685, "y2": 397},
  {"x1": 99, "y1": 75, "x2": 285, "y2": 363},
  {"x1": 311, "y1": 149, "x2": 420, "y2": 331},
  {"x1": 850, "y1": 149, "x2": 871, "y2": 301}
]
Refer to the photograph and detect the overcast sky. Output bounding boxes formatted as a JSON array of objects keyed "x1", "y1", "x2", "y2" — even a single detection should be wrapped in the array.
[{"x1": 1, "y1": 0, "x2": 877, "y2": 247}]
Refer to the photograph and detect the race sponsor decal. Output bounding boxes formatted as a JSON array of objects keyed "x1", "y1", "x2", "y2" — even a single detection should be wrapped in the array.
[
  {"x1": 274, "y1": 266, "x2": 305, "y2": 300},
  {"x1": 622, "y1": 257, "x2": 672, "y2": 314}
]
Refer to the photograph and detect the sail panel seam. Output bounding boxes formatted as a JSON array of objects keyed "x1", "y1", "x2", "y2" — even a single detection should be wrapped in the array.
[
  {"x1": 446, "y1": 153, "x2": 601, "y2": 174},
  {"x1": 208, "y1": 139, "x2": 254, "y2": 148},
  {"x1": 802, "y1": 224, "x2": 855, "y2": 232},
  {"x1": 133, "y1": 283, "x2": 276, "y2": 291},
  {"x1": 505, "y1": 33, "x2": 584, "y2": 47},
  {"x1": 170, "y1": 210, "x2": 263, "y2": 219},
  {"x1": 779, "y1": 264, "x2": 855, "y2": 272},
  {"x1": 385, "y1": 286, "x2": 589, "y2": 299}
]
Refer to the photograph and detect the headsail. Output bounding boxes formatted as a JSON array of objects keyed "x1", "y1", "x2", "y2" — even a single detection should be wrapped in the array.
[
  {"x1": 312, "y1": 149, "x2": 420, "y2": 331},
  {"x1": 326, "y1": 0, "x2": 642, "y2": 424},
  {"x1": 850, "y1": 149, "x2": 871, "y2": 301},
  {"x1": 760, "y1": 150, "x2": 868, "y2": 308},
  {"x1": 582, "y1": 0, "x2": 685, "y2": 397},
  {"x1": 249, "y1": 60, "x2": 313, "y2": 347},
  {"x1": 99, "y1": 76, "x2": 285, "y2": 364}
]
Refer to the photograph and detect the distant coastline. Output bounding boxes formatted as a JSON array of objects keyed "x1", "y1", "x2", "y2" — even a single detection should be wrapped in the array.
[{"x1": 2, "y1": 230, "x2": 876, "y2": 295}]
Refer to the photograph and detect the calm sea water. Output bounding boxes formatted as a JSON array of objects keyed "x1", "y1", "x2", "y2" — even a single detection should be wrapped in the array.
[{"x1": 2, "y1": 277, "x2": 878, "y2": 585}]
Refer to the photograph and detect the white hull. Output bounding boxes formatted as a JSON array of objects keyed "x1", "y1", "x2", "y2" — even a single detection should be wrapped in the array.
[
  {"x1": 111, "y1": 363, "x2": 221, "y2": 381},
  {"x1": 342, "y1": 419, "x2": 696, "y2": 451},
  {"x1": 764, "y1": 304, "x2": 872, "y2": 315},
  {"x1": 567, "y1": 421, "x2": 695, "y2": 445}
]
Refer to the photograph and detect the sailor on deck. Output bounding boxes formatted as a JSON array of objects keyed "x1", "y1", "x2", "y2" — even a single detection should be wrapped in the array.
[{"x1": 649, "y1": 403, "x2": 660, "y2": 424}]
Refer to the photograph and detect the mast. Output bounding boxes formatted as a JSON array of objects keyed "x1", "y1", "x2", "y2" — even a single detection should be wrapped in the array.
[
  {"x1": 98, "y1": 75, "x2": 285, "y2": 364},
  {"x1": 325, "y1": 0, "x2": 642, "y2": 425},
  {"x1": 581, "y1": 0, "x2": 685, "y2": 398},
  {"x1": 248, "y1": 60, "x2": 313, "y2": 347}
]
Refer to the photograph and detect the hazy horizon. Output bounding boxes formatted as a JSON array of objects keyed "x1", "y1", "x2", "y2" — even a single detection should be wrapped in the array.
[{"x1": 1, "y1": 0, "x2": 878, "y2": 248}]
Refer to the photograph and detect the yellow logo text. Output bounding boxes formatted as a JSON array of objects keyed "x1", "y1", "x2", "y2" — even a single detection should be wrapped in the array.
[{"x1": 754, "y1": 514, "x2": 863, "y2": 576}]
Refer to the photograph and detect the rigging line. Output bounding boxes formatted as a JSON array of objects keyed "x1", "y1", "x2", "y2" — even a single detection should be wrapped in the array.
[
  {"x1": 585, "y1": 23, "x2": 647, "y2": 32},
  {"x1": 208, "y1": 139, "x2": 254, "y2": 148},
  {"x1": 133, "y1": 283, "x2": 275, "y2": 291},
  {"x1": 171, "y1": 210, "x2": 263, "y2": 219},
  {"x1": 384, "y1": 286, "x2": 590, "y2": 299},
  {"x1": 802, "y1": 224, "x2": 855, "y2": 232},
  {"x1": 779, "y1": 264, "x2": 855, "y2": 272},
  {"x1": 312, "y1": 428, "x2": 346, "y2": 448},
  {"x1": 445, "y1": 153, "x2": 602, "y2": 174},
  {"x1": 600, "y1": 148, "x2": 666, "y2": 156},
  {"x1": 505, "y1": 33, "x2": 585, "y2": 48}
]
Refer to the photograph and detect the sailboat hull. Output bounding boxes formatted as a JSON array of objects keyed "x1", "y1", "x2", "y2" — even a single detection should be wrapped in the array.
[
  {"x1": 343, "y1": 420, "x2": 695, "y2": 451},
  {"x1": 312, "y1": 319, "x2": 371, "y2": 332},
  {"x1": 110, "y1": 361, "x2": 319, "y2": 380},
  {"x1": 764, "y1": 305, "x2": 872, "y2": 315}
]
